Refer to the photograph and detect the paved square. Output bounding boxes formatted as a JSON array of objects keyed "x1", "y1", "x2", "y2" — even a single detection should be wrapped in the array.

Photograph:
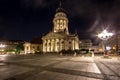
[{"x1": 0, "y1": 55, "x2": 120, "y2": 80}]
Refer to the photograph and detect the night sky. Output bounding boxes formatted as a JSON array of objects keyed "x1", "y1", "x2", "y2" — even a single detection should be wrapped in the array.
[{"x1": 0, "y1": 0, "x2": 120, "y2": 44}]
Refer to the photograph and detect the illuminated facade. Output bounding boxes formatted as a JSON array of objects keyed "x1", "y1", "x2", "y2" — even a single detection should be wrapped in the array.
[
  {"x1": 42, "y1": 2, "x2": 79, "y2": 52},
  {"x1": 80, "y1": 40, "x2": 92, "y2": 50},
  {"x1": 0, "y1": 40, "x2": 24, "y2": 54},
  {"x1": 24, "y1": 38, "x2": 42, "y2": 54}
]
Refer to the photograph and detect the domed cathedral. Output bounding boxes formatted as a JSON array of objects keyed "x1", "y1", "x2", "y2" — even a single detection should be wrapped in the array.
[{"x1": 42, "y1": 0, "x2": 79, "y2": 53}]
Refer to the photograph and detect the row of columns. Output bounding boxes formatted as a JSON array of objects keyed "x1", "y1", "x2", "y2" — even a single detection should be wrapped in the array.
[
  {"x1": 43, "y1": 38, "x2": 78, "y2": 52},
  {"x1": 43, "y1": 39, "x2": 64, "y2": 52}
]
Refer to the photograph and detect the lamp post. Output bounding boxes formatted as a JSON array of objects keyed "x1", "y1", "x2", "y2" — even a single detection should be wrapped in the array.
[{"x1": 98, "y1": 30, "x2": 113, "y2": 58}]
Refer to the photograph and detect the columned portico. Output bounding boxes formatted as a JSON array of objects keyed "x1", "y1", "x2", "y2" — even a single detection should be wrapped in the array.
[
  {"x1": 43, "y1": 38, "x2": 67, "y2": 52},
  {"x1": 72, "y1": 39, "x2": 75, "y2": 50}
]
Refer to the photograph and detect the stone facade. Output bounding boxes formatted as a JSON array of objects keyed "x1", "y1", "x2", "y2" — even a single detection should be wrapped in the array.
[
  {"x1": 24, "y1": 38, "x2": 42, "y2": 54},
  {"x1": 80, "y1": 40, "x2": 92, "y2": 50}
]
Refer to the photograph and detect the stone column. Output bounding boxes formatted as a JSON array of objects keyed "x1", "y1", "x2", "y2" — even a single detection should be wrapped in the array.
[
  {"x1": 43, "y1": 40, "x2": 45, "y2": 52},
  {"x1": 60, "y1": 39, "x2": 62, "y2": 51},
  {"x1": 56, "y1": 39, "x2": 60, "y2": 52},
  {"x1": 57, "y1": 20, "x2": 59, "y2": 29},
  {"x1": 47, "y1": 40, "x2": 49, "y2": 52},
  {"x1": 49, "y1": 40, "x2": 51, "y2": 52},
  {"x1": 72, "y1": 39, "x2": 75, "y2": 50},
  {"x1": 55, "y1": 39, "x2": 57, "y2": 52},
  {"x1": 52, "y1": 39, "x2": 55, "y2": 52},
  {"x1": 59, "y1": 39, "x2": 61, "y2": 51},
  {"x1": 45, "y1": 40, "x2": 47, "y2": 52},
  {"x1": 62, "y1": 39, "x2": 65, "y2": 50},
  {"x1": 43, "y1": 40, "x2": 46, "y2": 52},
  {"x1": 51, "y1": 39, "x2": 53, "y2": 52}
]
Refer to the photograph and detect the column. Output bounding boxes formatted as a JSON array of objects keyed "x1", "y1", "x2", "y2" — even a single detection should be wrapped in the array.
[
  {"x1": 56, "y1": 39, "x2": 60, "y2": 52},
  {"x1": 49, "y1": 40, "x2": 52, "y2": 52},
  {"x1": 59, "y1": 39, "x2": 61, "y2": 51},
  {"x1": 49, "y1": 40, "x2": 51, "y2": 52},
  {"x1": 61, "y1": 39, "x2": 65, "y2": 50},
  {"x1": 53, "y1": 39, "x2": 55, "y2": 52},
  {"x1": 51, "y1": 39, "x2": 53, "y2": 52},
  {"x1": 45, "y1": 40, "x2": 47, "y2": 52},
  {"x1": 47, "y1": 40, "x2": 51, "y2": 52},
  {"x1": 55, "y1": 39, "x2": 57, "y2": 52},
  {"x1": 43, "y1": 40, "x2": 45, "y2": 52},
  {"x1": 51, "y1": 39, "x2": 55, "y2": 52},
  {"x1": 72, "y1": 39, "x2": 75, "y2": 50},
  {"x1": 47, "y1": 40, "x2": 49, "y2": 52},
  {"x1": 60, "y1": 39, "x2": 62, "y2": 51}
]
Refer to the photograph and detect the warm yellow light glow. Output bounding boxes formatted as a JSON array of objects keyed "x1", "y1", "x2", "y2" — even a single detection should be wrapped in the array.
[
  {"x1": 112, "y1": 47, "x2": 116, "y2": 50},
  {"x1": 99, "y1": 48, "x2": 104, "y2": 52}
]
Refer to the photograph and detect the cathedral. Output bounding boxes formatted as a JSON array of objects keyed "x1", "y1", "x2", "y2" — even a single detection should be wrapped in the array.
[
  {"x1": 42, "y1": 1, "x2": 79, "y2": 52},
  {"x1": 24, "y1": 1, "x2": 80, "y2": 54}
]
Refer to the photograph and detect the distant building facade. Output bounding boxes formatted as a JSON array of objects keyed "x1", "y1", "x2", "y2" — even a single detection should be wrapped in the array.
[
  {"x1": 79, "y1": 39, "x2": 92, "y2": 50},
  {"x1": 0, "y1": 40, "x2": 24, "y2": 54},
  {"x1": 42, "y1": 2, "x2": 79, "y2": 52},
  {"x1": 24, "y1": 38, "x2": 42, "y2": 54}
]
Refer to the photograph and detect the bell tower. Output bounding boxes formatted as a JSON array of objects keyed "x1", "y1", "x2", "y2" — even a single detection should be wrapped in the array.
[{"x1": 53, "y1": 0, "x2": 69, "y2": 35}]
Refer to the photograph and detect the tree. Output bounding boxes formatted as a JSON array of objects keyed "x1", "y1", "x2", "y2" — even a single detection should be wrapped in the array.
[{"x1": 16, "y1": 43, "x2": 24, "y2": 54}]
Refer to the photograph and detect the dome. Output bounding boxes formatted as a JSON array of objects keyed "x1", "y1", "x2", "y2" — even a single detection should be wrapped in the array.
[{"x1": 56, "y1": 7, "x2": 65, "y2": 13}]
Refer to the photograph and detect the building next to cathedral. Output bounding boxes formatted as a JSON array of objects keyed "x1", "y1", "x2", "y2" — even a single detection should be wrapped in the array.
[
  {"x1": 24, "y1": 37, "x2": 42, "y2": 54},
  {"x1": 42, "y1": 2, "x2": 79, "y2": 53}
]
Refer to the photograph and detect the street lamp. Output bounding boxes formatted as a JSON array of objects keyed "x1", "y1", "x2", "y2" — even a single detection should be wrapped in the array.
[
  {"x1": 98, "y1": 30, "x2": 113, "y2": 58},
  {"x1": 0, "y1": 44, "x2": 6, "y2": 54},
  {"x1": 0, "y1": 44, "x2": 6, "y2": 48}
]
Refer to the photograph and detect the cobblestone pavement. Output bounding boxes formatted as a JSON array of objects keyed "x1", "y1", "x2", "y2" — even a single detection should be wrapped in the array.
[{"x1": 0, "y1": 54, "x2": 120, "y2": 80}]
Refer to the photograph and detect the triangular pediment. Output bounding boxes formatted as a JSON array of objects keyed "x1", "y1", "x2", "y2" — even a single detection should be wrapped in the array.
[{"x1": 42, "y1": 31, "x2": 66, "y2": 40}]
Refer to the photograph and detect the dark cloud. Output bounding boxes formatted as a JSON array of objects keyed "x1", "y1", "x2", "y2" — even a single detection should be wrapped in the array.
[
  {"x1": 64, "y1": 0, "x2": 120, "y2": 19},
  {"x1": 0, "y1": 0, "x2": 120, "y2": 44},
  {"x1": 20, "y1": 0, "x2": 56, "y2": 8},
  {"x1": 64, "y1": 0, "x2": 97, "y2": 17},
  {"x1": 62, "y1": 0, "x2": 120, "y2": 33}
]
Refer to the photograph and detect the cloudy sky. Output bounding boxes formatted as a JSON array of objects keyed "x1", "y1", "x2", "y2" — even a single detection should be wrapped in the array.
[{"x1": 0, "y1": 0, "x2": 120, "y2": 44}]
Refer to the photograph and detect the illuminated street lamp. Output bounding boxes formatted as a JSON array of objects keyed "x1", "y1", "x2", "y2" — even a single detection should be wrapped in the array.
[
  {"x1": 98, "y1": 30, "x2": 113, "y2": 58},
  {"x1": 0, "y1": 44, "x2": 6, "y2": 48},
  {"x1": 0, "y1": 44, "x2": 6, "y2": 53}
]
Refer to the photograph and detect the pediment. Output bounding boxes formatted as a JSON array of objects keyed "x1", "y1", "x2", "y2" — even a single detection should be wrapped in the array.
[{"x1": 42, "y1": 32, "x2": 65, "y2": 40}]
